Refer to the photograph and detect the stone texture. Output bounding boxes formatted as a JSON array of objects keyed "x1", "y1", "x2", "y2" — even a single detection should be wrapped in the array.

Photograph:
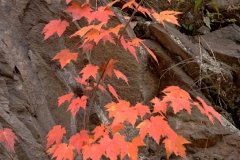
[{"x1": 0, "y1": 0, "x2": 240, "y2": 159}]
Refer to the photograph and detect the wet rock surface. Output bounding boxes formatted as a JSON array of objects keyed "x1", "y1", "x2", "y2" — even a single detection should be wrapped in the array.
[{"x1": 0, "y1": 0, "x2": 240, "y2": 159}]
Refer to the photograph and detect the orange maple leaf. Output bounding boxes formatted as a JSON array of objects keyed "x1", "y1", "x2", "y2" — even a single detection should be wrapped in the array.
[
  {"x1": 99, "y1": 134, "x2": 128, "y2": 160},
  {"x1": 79, "y1": 64, "x2": 99, "y2": 82},
  {"x1": 196, "y1": 97, "x2": 222, "y2": 124},
  {"x1": 162, "y1": 86, "x2": 192, "y2": 114},
  {"x1": 151, "y1": 97, "x2": 167, "y2": 115},
  {"x1": 42, "y1": 19, "x2": 69, "y2": 40},
  {"x1": 82, "y1": 144, "x2": 103, "y2": 160},
  {"x1": 46, "y1": 125, "x2": 66, "y2": 149},
  {"x1": 100, "y1": 59, "x2": 118, "y2": 81},
  {"x1": 64, "y1": 2, "x2": 93, "y2": 22},
  {"x1": 113, "y1": 69, "x2": 129, "y2": 85},
  {"x1": 67, "y1": 96, "x2": 88, "y2": 117},
  {"x1": 88, "y1": 6, "x2": 115, "y2": 23},
  {"x1": 58, "y1": 92, "x2": 74, "y2": 107},
  {"x1": 51, "y1": 143, "x2": 74, "y2": 160},
  {"x1": 137, "y1": 116, "x2": 174, "y2": 143},
  {"x1": 127, "y1": 136, "x2": 145, "y2": 160},
  {"x1": 108, "y1": 84, "x2": 120, "y2": 101},
  {"x1": 69, "y1": 130, "x2": 89, "y2": 154},
  {"x1": 92, "y1": 124, "x2": 109, "y2": 141},
  {"x1": 152, "y1": 10, "x2": 182, "y2": 28},
  {"x1": 52, "y1": 49, "x2": 78, "y2": 68},
  {"x1": 0, "y1": 128, "x2": 18, "y2": 151},
  {"x1": 120, "y1": 37, "x2": 137, "y2": 61},
  {"x1": 134, "y1": 103, "x2": 151, "y2": 118},
  {"x1": 163, "y1": 135, "x2": 190, "y2": 159},
  {"x1": 106, "y1": 100, "x2": 138, "y2": 126}
]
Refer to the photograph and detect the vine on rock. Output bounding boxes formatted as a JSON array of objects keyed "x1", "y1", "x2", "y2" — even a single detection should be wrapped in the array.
[{"x1": 42, "y1": 0, "x2": 222, "y2": 159}]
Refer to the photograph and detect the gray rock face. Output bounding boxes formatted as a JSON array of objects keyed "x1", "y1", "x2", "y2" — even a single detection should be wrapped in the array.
[{"x1": 0, "y1": 0, "x2": 240, "y2": 160}]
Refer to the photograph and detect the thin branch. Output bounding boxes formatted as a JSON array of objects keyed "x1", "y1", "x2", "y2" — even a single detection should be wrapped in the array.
[
  {"x1": 84, "y1": 59, "x2": 110, "y2": 130},
  {"x1": 119, "y1": 0, "x2": 145, "y2": 40}
]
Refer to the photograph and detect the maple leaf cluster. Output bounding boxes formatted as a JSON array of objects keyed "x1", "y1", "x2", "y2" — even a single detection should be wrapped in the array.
[
  {"x1": 41, "y1": 0, "x2": 223, "y2": 160},
  {"x1": 0, "y1": 128, "x2": 18, "y2": 152}
]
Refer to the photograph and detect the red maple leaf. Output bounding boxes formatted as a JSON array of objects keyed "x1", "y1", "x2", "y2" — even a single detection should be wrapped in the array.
[
  {"x1": 51, "y1": 143, "x2": 74, "y2": 160},
  {"x1": 67, "y1": 96, "x2": 88, "y2": 117},
  {"x1": 92, "y1": 124, "x2": 109, "y2": 141},
  {"x1": 74, "y1": 77, "x2": 87, "y2": 85},
  {"x1": 88, "y1": 6, "x2": 115, "y2": 23},
  {"x1": 108, "y1": 84, "x2": 120, "y2": 101},
  {"x1": 134, "y1": 103, "x2": 151, "y2": 118},
  {"x1": 105, "y1": 100, "x2": 138, "y2": 126},
  {"x1": 0, "y1": 128, "x2": 18, "y2": 151},
  {"x1": 151, "y1": 97, "x2": 167, "y2": 115},
  {"x1": 120, "y1": 37, "x2": 137, "y2": 61},
  {"x1": 82, "y1": 144, "x2": 103, "y2": 160},
  {"x1": 113, "y1": 69, "x2": 129, "y2": 85},
  {"x1": 196, "y1": 97, "x2": 222, "y2": 124},
  {"x1": 99, "y1": 134, "x2": 128, "y2": 160},
  {"x1": 163, "y1": 135, "x2": 190, "y2": 159},
  {"x1": 127, "y1": 136, "x2": 145, "y2": 160},
  {"x1": 64, "y1": 2, "x2": 93, "y2": 22},
  {"x1": 162, "y1": 86, "x2": 192, "y2": 114},
  {"x1": 69, "y1": 130, "x2": 89, "y2": 154},
  {"x1": 137, "y1": 116, "x2": 174, "y2": 143},
  {"x1": 58, "y1": 92, "x2": 74, "y2": 107},
  {"x1": 111, "y1": 124, "x2": 125, "y2": 134},
  {"x1": 79, "y1": 64, "x2": 99, "y2": 82},
  {"x1": 52, "y1": 49, "x2": 78, "y2": 68},
  {"x1": 100, "y1": 59, "x2": 118, "y2": 81},
  {"x1": 80, "y1": 41, "x2": 95, "y2": 54},
  {"x1": 46, "y1": 125, "x2": 66, "y2": 149},
  {"x1": 42, "y1": 19, "x2": 69, "y2": 40},
  {"x1": 152, "y1": 10, "x2": 182, "y2": 27}
]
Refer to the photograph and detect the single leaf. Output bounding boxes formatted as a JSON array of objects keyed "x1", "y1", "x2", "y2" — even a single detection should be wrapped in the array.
[
  {"x1": 163, "y1": 135, "x2": 190, "y2": 159},
  {"x1": 82, "y1": 144, "x2": 103, "y2": 160},
  {"x1": 80, "y1": 41, "x2": 95, "y2": 54},
  {"x1": 128, "y1": 136, "x2": 145, "y2": 160},
  {"x1": 162, "y1": 86, "x2": 192, "y2": 114},
  {"x1": 88, "y1": 6, "x2": 115, "y2": 23},
  {"x1": 52, "y1": 49, "x2": 78, "y2": 68},
  {"x1": 120, "y1": 37, "x2": 137, "y2": 61},
  {"x1": 151, "y1": 97, "x2": 167, "y2": 115},
  {"x1": 52, "y1": 143, "x2": 74, "y2": 160},
  {"x1": 79, "y1": 64, "x2": 99, "y2": 82},
  {"x1": 196, "y1": 97, "x2": 222, "y2": 124},
  {"x1": 94, "y1": 83, "x2": 105, "y2": 92},
  {"x1": 67, "y1": 96, "x2": 88, "y2": 117},
  {"x1": 111, "y1": 124, "x2": 125, "y2": 134},
  {"x1": 74, "y1": 77, "x2": 87, "y2": 85},
  {"x1": 108, "y1": 84, "x2": 120, "y2": 101},
  {"x1": 99, "y1": 134, "x2": 128, "y2": 160},
  {"x1": 58, "y1": 92, "x2": 74, "y2": 107},
  {"x1": 47, "y1": 144, "x2": 58, "y2": 155},
  {"x1": 46, "y1": 125, "x2": 66, "y2": 149},
  {"x1": 0, "y1": 128, "x2": 18, "y2": 151},
  {"x1": 92, "y1": 124, "x2": 109, "y2": 141},
  {"x1": 134, "y1": 103, "x2": 151, "y2": 118},
  {"x1": 162, "y1": 86, "x2": 191, "y2": 99},
  {"x1": 137, "y1": 116, "x2": 174, "y2": 143},
  {"x1": 69, "y1": 130, "x2": 89, "y2": 154},
  {"x1": 42, "y1": 19, "x2": 69, "y2": 40},
  {"x1": 152, "y1": 10, "x2": 182, "y2": 28},
  {"x1": 101, "y1": 59, "x2": 118, "y2": 80},
  {"x1": 108, "y1": 24, "x2": 124, "y2": 35},
  {"x1": 113, "y1": 69, "x2": 129, "y2": 85},
  {"x1": 105, "y1": 100, "x2": 138, "y2": 126},
  {"x1": 64, "y1": 2, "x2": 93, "y2": 22}
]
